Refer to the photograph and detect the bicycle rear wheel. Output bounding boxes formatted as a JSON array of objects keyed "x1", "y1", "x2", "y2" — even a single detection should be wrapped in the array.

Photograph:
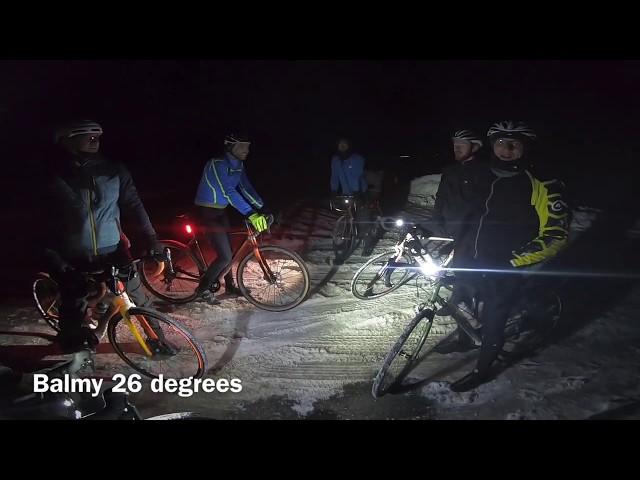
[
  {"x1": 351, "y1": 250, "x2": 415, "y2": 300},
  {"x1": 108, "y1": 307, "x2": 207, "y2": 379},
  {"x1": 237, "y1": 246, "x2": 310, "y2": 312},
  {"x1": 372, "y1": 307, "x2": 435, "y2": 398},
  {"x1": 140, "y1": 240, "x2": 204, "y2": 304},
  {"x1": 32, "y1": 273, "x2": 61, "y2": 332}
]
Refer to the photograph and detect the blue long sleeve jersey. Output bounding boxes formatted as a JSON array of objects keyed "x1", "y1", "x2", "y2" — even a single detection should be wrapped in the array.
[{"x1": 194, "y1": 153, "x2": 264, "y2": 215}]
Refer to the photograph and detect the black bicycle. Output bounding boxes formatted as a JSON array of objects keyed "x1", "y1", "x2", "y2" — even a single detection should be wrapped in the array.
[
  {"x1": 330, "y1": 195, "x2": 359, "y2": 262},
  {"x1": 372, "y1": 265, "x2": 562, "y2": 398},
  {"x1": 331, "y1": 194, "x2": 384, "y2": 262}
]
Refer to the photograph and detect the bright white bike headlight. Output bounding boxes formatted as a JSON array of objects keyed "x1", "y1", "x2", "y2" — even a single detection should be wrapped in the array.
[
  {"x1": 395, "y1": 219, "x2": 404, "y2": 227},
  {"x1": 419, "y1": 257, "x2": 440, "y2": 276}
]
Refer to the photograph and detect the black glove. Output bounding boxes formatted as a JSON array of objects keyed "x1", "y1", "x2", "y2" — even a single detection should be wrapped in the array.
[{"x1": 57, "y1": 266, "x2": 89, "y2": 297}]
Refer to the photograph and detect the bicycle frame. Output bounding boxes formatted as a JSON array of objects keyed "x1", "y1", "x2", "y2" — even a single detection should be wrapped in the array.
[
  {"x1": 165, "y1": 216, "x2": 279, "y2": 289},
  {"x1": 390, "y1": 229, "x2": 455, "y2": 280},
  {"x1": 87, "y1": 266, "x2": 161, "y2": 358},
  {"x1": 416, "y1": 274, "x2": 483, "y2": 346}
]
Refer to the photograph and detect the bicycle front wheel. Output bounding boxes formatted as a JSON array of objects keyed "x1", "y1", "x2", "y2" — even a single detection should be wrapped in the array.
[
  {"x1": 140, "y1": 240, "x2": 204, "y2": 304},
  {"x1": 372, "y1": 308, "x2": 435, "y2": 398},
  {"x1": 237, "y1": 246, "x2": 310, "y2": 312},
  {"x1": 108, "y1": 307, "x2": 207, "y2": 379},
  {"x1": 351, "y1": 250, "x2": 416, "y2": 300},
  {"x1": 332, "y1": 215, "x2": 358, "y2": 261}
]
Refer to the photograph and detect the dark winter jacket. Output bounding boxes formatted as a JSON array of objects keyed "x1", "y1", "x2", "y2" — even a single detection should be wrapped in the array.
[
  {"x1": 41, "y1": 151, "x2": 158, "y2": 269},
  {"x1": 464, "y1": 164, "x2": 570, "y2": 269},
  {"x1": 432, "y1": 157, "x2": 488, "y2": 239}
]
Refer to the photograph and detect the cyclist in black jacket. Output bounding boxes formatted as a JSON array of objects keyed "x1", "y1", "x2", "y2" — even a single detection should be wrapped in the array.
[
  {"x1": 429, "y1": 129, "x2": 487, "y2": 321},
  {"x1": 432, "y1": 129, "x2": 486, "y2": 240}
]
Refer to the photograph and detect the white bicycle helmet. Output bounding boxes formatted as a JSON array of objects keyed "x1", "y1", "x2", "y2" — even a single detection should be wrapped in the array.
[
  {"x1": 54, "y1": 120, "x2": 103, "y2": 143},
  {"x1": 452, "y1": 129, "x2": 483, "y2": 147}
]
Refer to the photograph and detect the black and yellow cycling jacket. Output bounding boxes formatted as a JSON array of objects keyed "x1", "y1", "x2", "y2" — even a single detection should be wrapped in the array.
[{"x1": 470, "y1": 166, "x2": 570, "y2": 268}]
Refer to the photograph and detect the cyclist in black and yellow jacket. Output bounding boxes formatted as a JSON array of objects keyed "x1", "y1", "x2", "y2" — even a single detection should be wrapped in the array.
[{"x1": 441, "y1": 121, "x2": 570, "y2": 392}]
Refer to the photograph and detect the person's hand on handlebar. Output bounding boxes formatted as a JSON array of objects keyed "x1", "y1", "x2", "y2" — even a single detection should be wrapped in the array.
[{"x1": 247, "y1": 212, "x2": 270, "y2": 233}]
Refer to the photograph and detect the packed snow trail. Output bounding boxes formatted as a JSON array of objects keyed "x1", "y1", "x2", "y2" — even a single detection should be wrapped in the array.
[{"x1": 2, "y1": 200, "x2": 640, "y2": 419}]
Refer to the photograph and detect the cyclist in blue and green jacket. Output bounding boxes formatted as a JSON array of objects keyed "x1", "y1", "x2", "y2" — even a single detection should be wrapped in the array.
[{"x1": 193, "y1": 133, "x2": 269, "y2": 304}]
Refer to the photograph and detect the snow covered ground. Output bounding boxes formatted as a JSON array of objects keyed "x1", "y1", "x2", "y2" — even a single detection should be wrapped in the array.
[{"x1": 2, "y1": 194, "x2": 640, "y2": 419}]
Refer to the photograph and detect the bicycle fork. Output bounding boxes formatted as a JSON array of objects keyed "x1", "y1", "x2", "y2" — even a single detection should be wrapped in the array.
[
  {"x1": 114, "y1": 292, "x2": 157, "y2": 357},
  {"x1": 253, "y1": 247, "x2": 278, "y2": 284}
]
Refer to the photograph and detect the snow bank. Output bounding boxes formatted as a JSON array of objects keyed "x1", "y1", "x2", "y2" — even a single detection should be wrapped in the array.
[{"x1": 407, "y1": 174, "x2": 441, "y2": 209}]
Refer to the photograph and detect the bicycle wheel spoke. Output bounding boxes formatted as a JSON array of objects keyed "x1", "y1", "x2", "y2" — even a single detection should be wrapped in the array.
[
  {"x1": 238, "y1": 246, "x2": 309, "y2": 311},
  {"x1": 352, "y1": 250, "x2": 414, "y2": 299}
]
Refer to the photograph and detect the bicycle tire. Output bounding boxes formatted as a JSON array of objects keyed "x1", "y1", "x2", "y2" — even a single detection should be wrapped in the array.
[
  {"x1": 332, "y1": 215, "x2": 358, "y2": 261},
  {"x1": 107, "y1": 307, "x2": 207, "y2": 379},
  {"x1": 139, "y1": 240, "x2": 205, "y2": 304},
  {"x1": 372, "y1": 308, "x2": 435, "y2": 398},
  {"x1": 237, "y1": 246, "x2": 310, "y2": 312},
  {"x1": 351, "y1": 250, "x2": 416, "y2": 300}
]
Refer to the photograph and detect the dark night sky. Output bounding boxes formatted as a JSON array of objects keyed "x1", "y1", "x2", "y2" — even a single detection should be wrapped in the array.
[
  {"x1": 3, "y1": 60, "x2": 639, "y2": 165},
  {"x1": 4, "y1": 61, "x2": 639, "y2": 153},
  {"x1": 2, "y1": 60, "x2": 640, "y2": 224}
]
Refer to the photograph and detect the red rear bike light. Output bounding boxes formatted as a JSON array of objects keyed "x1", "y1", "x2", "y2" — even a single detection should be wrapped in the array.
[{"x1": 185, "y1": 224, "x2": 193, "y2": 235}]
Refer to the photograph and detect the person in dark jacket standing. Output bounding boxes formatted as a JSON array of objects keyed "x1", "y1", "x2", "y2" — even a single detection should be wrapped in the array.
[
  {"x1": 42, "y1": 120, "x2": 168, "y2": 352},
  {"x1": 428, "y1": 129, "x2": 486, "y2": 320},
  {"x1": 432, "y1": 129, "x2": 485, "y2": 240}
]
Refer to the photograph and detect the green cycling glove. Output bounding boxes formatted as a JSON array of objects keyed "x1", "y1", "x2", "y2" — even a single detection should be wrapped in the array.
[{"x1": 248, "y1": 213, "x2": 269, "y2": 233}]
